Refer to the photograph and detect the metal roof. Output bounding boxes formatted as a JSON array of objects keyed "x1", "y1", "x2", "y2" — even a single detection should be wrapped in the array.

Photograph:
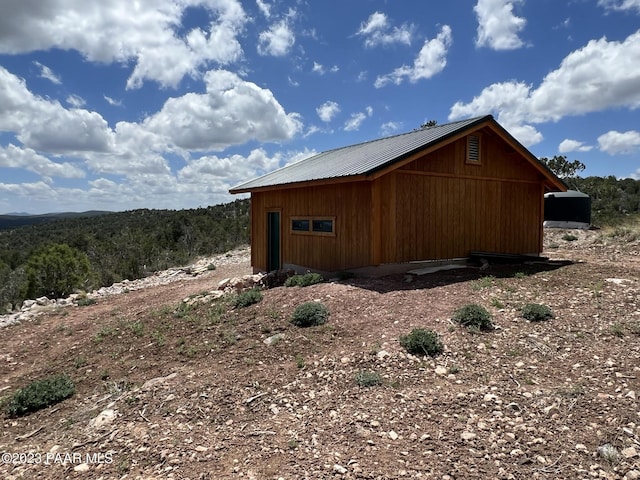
[{"x1": 230, "y1": 115, "x2": 493, "y2": 192}]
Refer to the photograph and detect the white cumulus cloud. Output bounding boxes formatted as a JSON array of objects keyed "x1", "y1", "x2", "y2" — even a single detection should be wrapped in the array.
[
  {"x1": 449, "y1": 30, "x2": 640, "y2": 146},
  {"x1": 0, "y1": 144, "x2": 85, "y2": 179},
  {"x1": 598, "y1": 0, "x2": 640, "y2": 12},
  {"x1": 475, "y1": 0, "x2": 527, "y2": 50},
  {"x1": 356, "y1": 11, "x2": 415, "y2": 48},
  {"x1": 375, "y1": 25, "x2": 452, "y2": 88},
  {"x1": 0, "y1": 0, "x2": 247, "y2": 89},
  {"x1": 380, "y1": 121, "x2": 403, "y2": 136},
  {"x1": 344, "y1": 107, "x2": 373, "y2": 132},
  {"x1": 66, "y1": 94, "x2": 86, "y2": 108},
  {"x1": 33, "y1": 61, "x2": 62, "y2": 84},
  {"x1": 0, "y1": 67, "x2": 114, "y2": 154},
  {"x1": 256, "y1": 0, "x2": 271, "y2": 18},
  {"x1": 316, "y1": 101, "x2": 340, "y2": 122},
  {"x1": 104, "y1": 95, "x2": 122, "y2": 107},
  {"x1": 559, "y1": 139, "x2": 593, "y2": 153},
  {"x1": 598, "y1": 130, "x2": 640, "y2": 154},
  {"x1": 257, "y1": 19, "x2": 295, "y2": 56},
  {"x1": 142, "y1": 69, "x2": 301, "y2": 151}
]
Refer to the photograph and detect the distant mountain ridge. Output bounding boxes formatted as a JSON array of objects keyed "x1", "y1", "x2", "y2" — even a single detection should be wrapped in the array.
[{"x1": 0, "y1": 211, "x2": 114, "y2": 230}]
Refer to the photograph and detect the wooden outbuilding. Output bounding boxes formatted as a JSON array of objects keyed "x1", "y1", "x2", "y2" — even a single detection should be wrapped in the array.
[{"x1": 230, "y1": 115, "x2": 566, "y2": 274}]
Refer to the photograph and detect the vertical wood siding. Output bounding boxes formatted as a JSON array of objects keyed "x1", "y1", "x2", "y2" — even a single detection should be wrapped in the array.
[
  {"x1": 249, "y1": 128, "x2": 545, "y2": 272},
  {"x1": 251, "y1": 183, "x2": 372, "y2": 272},
  {"x1": 380, "y1": 132, "x2": 543, "y2": 262}
]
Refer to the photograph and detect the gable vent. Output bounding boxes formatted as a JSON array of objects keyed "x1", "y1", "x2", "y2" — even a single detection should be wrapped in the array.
[{"x1": 467, "y1": 134, "x2": 480, "y2": 163}]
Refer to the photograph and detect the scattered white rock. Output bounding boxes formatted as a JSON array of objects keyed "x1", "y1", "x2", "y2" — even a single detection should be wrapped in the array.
[
  {"x1": 0, "y1": 247, "x2": 252, "y2": 328},
  {"x1": 141, "y1": 372, "x2": 178, "y2": 390},
  {"x1": 74, "y1": 463, "x2": 90, "y2": 473},
  {"x1": 622, "y1": 447, "x2": 638, "y2": 459},
  {"x1": 264, "y1": 333, "x2": 284, "y2": 346},
  {"x1": 334, "y1": 464, "x2": 347, "y2": 474},
  {"x1": 376, "y1": 350, "x2": 390, "y2": 360},
  {"x1": 388, "y1": 431, "x2": 399, "y2": 440},
  {"x1": 461, "y1": 431, "x2": 477, "y2": 440},
  {"x1": 88, "y1": 409, "x2": 117, "y2": 430},
  {"x1": 598, "y1": 443, "x2": 620, "y2": 462},
  {"x1": 435, "y1": 366, "x2": 447, "y2": 376}
]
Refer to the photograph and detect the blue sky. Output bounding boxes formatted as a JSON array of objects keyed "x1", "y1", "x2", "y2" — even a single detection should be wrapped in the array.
[{"x1": 0, "y1": 0, "x2": 639, "y2": 214}]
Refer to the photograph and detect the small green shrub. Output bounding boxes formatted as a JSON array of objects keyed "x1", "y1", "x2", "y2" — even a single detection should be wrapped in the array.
[
  {"x1": 521, "y1": 303, "x2": 554, "y2": 322},
  {"x1": 93, "y1": 325, "x2": 116, "y2": 343},
  {"x1": 5, "y1": 374, "x2": 75, "y2": 417},
  {"x1": 234, "y1": 288, "x2": 263, "y2": 308},
  {"x1": 290, "y1": 302, "x2": 329, "y2": 327},
  {"x1": 610, "y1": 323, "x2": 625, "y2": 338},
  {"x1": 285, "y1": 273, "x2": 324, "y2": 287},
  {"x1": 207, "y1": 263, "x2": 217, "y2": 271},
  {"x1": 562, "y1": 233, "x2": 578, "y2": 242},
  {"x1": 490, "y1": 297, "x2": 505, "y2": 309},
  {"x1": 151, "y1": 330, "x2": 166, "y2": 347},
  {"x1": 355, "y1": 370, "x2": 382, "y2": 387},
  {"x1": 399, "y1": 328, "x2": 444, "y2": 357},
  {"x1": 73, "y1": 356, "x2": 88, "y2": 369},
  {"x1": 76, "y1": 295, "x2": 96, "y2": 307},
  {"x1": 452, "y1": 304, "x2": 493, "y2": 331},
  {"x1": 127, "y1": 320, "x2": 145, "y2": 337}
]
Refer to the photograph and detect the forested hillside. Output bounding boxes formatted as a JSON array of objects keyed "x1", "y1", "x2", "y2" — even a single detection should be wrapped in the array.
[
  {"x1": 0, "y1": 175, "x2": 639, "y2": 313},
  {"x1": 538, "y1": 156, "x2": 640, "y2": 224},
  {"x1": 0, "y1": 199, "x2": 249, "y2": 311},
  {"x1": 573, "y1": 176, "x2": 640, "y2": 224},
  {"x1": 0, "y1": 211, "x2": 113, "y2": 230}
]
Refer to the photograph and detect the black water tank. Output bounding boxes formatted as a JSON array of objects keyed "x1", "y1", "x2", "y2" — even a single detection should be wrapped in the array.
[{"x1": 544, "y1": 190, "x2": 591, "y2": 227}]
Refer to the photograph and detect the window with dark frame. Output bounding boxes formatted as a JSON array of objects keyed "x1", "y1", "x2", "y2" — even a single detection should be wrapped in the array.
[
  {"x1": 312, "y1": 219, "x2": 333, "y2": 233},
  {"x1": 290, "y1": 216, "x2": 335, "y2": 236},
  {"x1": 291, "y1": 219, "x2": 310, "y2": 231}
]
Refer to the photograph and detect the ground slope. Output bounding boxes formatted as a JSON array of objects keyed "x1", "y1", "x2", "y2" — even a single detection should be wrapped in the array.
[{"x1": 1, "y1": 231, "x2": 639, "y2": 479}]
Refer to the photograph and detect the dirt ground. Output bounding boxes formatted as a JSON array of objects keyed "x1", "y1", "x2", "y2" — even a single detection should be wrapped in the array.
[{"x1": 1, "y1": 229, "x2": 639, "y2": 480}]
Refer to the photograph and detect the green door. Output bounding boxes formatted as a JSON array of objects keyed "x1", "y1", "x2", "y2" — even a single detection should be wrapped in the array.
[{"x1": 267, "y1": 211, "x2": 280, "y2": 271}]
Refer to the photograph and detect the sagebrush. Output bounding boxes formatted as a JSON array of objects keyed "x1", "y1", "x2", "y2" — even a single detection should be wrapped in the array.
[
  {"x1": 399, "y1": 328, "x2": 444, "y2": 357},
  {"x1": 452, "y1": 304, "x2": 493, "y2": 331},
  {"x1": 234, "y1": 288, "x2": 263, "y2": 308},
  {"x1": 290, "y1": 302, "x2": 329, "y2": 327},
  {"x1": 285, "y1": 273, "x2": 324, "y2": 287},
  {"x1": 4, "y1": 374, "x2": 75, "y2": 417},
  {"x1": 521, "y1": 303, "x2": 554, "y2": 322},
  {"x1": 355, "y1": 370, "x2": 383, "y2": 387}
]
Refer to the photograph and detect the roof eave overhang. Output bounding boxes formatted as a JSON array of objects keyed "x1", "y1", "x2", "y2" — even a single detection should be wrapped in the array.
[{"x1": 229, "y1": 173, "x2": 369, "y2": 194}]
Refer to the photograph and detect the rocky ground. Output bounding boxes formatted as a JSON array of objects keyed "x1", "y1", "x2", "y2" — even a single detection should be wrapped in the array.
[{"x1": 1, "y1": 228, "x2": 639, "y2": 480}]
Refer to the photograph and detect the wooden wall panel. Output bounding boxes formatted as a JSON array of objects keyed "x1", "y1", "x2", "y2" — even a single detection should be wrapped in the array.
[
  {"x1": 400, "y1": 128, "x2": 545, "y2": 183},
  {"x1": 380, "y1": 173, "x2": 541, "y2": 263},
  {"x1": 251, "y1": 183, "x2": 372, "y2": 272},
  {"x1": 250, "y1": 126, "x2": 545, "y2": 272}
]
